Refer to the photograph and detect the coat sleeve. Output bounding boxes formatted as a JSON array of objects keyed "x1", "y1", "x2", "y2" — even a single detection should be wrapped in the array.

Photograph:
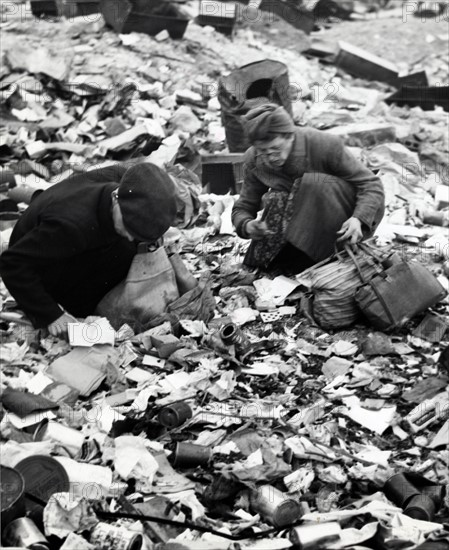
[
  {"x1": 231, "y1": 152, "x2": 267, "y2": 238},
  {"x1": 0, "y1": 218, "x2": 88, "y2": 328},
  {"x1": 323, "y1": 135, "x2": 385, "y2": 230}
]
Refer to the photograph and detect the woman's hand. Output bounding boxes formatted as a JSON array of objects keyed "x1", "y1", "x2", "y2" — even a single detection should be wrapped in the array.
[
  {"x1": 246, "y1": 220, "x2": 272, "y2": 240},
  {"x1": 48, "y1": 312, "x2": 78, "y2": 338},
  {"x1": 337, "y1": 217, "x2": 363, "y2": 244}
]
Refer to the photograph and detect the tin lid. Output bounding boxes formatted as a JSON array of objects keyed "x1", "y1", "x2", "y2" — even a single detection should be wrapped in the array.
[
  {"x1": 1, "y1": 466, "x2": 25, "y2": 512},
  {"x1": 14, "y1": 455, "x2": 69, "y2": 504},
  {"x1": 273, "y1": 499, "x2": 302, "y2": 527}
]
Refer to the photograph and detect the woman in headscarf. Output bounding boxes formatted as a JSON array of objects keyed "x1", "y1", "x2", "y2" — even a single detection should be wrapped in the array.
[{"x1": 231, "y1": 103, "x2": 385, "y2": 272}]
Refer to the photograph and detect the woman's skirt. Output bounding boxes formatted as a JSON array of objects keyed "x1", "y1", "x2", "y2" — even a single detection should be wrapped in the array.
[{"x1": 244, "y1": 172, "x2": 384, "y2": 269}]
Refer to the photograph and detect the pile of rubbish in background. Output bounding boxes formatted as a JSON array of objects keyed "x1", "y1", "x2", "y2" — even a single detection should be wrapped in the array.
[{"x1": 0, "y1": 0, "x2": 449, "y2": 548}]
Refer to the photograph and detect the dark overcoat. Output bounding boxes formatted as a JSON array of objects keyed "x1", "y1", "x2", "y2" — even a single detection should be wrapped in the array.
[{"x1": 0, "y1": 165, "x2": 136, "y2": 328}]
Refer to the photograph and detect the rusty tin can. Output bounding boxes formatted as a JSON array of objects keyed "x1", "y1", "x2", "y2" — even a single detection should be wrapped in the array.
[
  {"x1": 90, "y1": 522, "x2": 143, "y2": 550},
  {"x1": 404, "y1": 494, "x2": 437, "y2": 522},
  {"x1": 172, "y1": 442, "x2": 212, "y2": 468},
  {"x1": 0, "y1": 466, "x2": 26, "y2": 530},
  {"x1": 384, "y1": 473, "x2": 421, "y2": 508},
  {"x1": 290, "y1": 522, "x2": 341, "y2": 549},
  {"x1": 14, "y1": 455, "x2": 70, "y2": 504},
  {"x1": 2, "y1": 517, "x2": 49, "y2": 549},
  {"x1": 250, "y1": 485, "x2": 302, "y2": 527},
  {"x1": 158, "y1": 402, "x2": 193, "y2": 429},
  {"x1": 219, "y1": 323, "x2": 249, "y2": 352}
]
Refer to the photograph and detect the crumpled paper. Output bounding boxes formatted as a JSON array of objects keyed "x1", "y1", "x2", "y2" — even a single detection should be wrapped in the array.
[
  {"x1": 114, "y1": 435, "x2": 159, "y2": 491},
  {"x1": 43, "y1": 493, "x2": 98, "y2": 538}
]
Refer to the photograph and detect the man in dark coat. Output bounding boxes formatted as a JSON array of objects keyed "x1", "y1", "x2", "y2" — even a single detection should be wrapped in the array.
[
  {"x1": 231, "y1": 103, "x2": 385, "y2": 271},
  {"x1": 0, "y1": 162, "x2": 177, "y2": 336}
]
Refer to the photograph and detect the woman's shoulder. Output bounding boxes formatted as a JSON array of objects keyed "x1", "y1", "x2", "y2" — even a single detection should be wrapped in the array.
[
  {"x1": 297, "y1": 126, "x2": 341, "y2": 148},
  {"x1": 243, "y1": 146, "x2": 256, "y2": 165}
]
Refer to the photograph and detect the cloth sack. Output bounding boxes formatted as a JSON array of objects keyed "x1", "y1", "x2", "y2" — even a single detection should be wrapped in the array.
[
  {"x1": 167, "y1": 276, "x2": 215, "y2": 323},
  {"x1": 138, "y1": 276, "x2": 216, "y2": 333},
  {"x1": 96, "y1": 246, "x2": 179, "y2": 331}
]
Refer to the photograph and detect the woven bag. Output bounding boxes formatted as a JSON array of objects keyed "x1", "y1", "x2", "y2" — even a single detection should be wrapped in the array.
[{"x1": 300, "y1": 243, "x2": 385, "y2": 330}]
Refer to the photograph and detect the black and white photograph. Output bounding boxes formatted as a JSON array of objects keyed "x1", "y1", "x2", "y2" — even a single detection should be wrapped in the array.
[{"x1": 0, "y1": 0, "x2": 448, "y2": 548}]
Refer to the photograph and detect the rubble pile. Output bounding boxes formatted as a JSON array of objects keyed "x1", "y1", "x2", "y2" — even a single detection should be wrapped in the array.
[{"x1": 0, "y1": 2, "x2": 449, "y2": 549}]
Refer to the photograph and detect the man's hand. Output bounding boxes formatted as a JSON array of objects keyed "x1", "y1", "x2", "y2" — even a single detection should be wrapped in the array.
[
  {"x1": 48, "y1": 312, "x2": 78, "y2": 338},
  {"x1": 337, "y1": 217, "x2": 363, "y2": 244},
  {"x1": 246, "y1": 220, "x2": 273, "y2": 240}
]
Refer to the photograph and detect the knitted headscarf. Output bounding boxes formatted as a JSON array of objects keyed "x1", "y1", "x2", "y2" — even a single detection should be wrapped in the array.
[
  {"x1": 117, "y1": 163, "x2": 177, "y2": 243},
  {"x1": 242, "y1": 103, "x2": 294, "y2": 143}
]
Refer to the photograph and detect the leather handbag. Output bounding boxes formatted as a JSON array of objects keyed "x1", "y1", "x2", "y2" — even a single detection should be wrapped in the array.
[{"x1": 351, "y1": 246, "x2": 447, "y2": 330}]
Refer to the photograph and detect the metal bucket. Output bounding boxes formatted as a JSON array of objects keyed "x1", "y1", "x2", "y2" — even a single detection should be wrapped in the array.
[
  {"x1": 0, "y1": 466, "x2": 26, "y2": 531},
  {"x1": 218, "y1": 60, "x2": 293, "y2": 152}
]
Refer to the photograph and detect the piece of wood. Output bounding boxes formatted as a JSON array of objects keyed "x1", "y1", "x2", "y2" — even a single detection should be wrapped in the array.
[
  {"x1": 336, "y1": 40, "x2": 399, "y2": 85},
  {"x1": 326, "y1": 122, "x2": 396, "y2": 147}
]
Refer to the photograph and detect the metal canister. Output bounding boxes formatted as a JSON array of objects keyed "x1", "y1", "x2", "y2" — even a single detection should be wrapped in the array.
[
  {"x1": 289, "y1": 522, "x2": 341, "y2": 549},
  {"x1": 0, "y1": 466, "x2": 25, "y2": 529},
  {"x1": 14, "y1": 455, "x2": 70, "y2": 513},
  {"x1": 2, "y1": 518, "x2": 49, "y2": 550},
  {"x1": 172, "y1": 442, "x2": 212, "y2": 468},
  {"x1": 383, "y1": 473, "x2": 421, "y2": 508},
  {"x1": 90, "y1": 522, "x2": 143, "y2": 550},
  {"x1": 404, "y1": 494, "x2": 437, "y2": 522},
  {"x1": 158, "y1": 402, "x2": 193, "y2": 429},
  {"x1": 250, "y1": 485, "x2": 303, "y2": 527},
  {"x1": 219, "y1": 323, "x2": 250, "y2": 353}
]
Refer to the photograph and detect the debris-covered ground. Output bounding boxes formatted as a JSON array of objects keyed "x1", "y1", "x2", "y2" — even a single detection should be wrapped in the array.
[{"x1": 0, "y1": 0, "x2": 449, "y2": 549}]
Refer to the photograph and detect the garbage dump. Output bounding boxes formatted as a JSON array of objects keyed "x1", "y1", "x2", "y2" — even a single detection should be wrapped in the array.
[{"x1": 0, "y1": 0, "x2": 448, "y2": 549}]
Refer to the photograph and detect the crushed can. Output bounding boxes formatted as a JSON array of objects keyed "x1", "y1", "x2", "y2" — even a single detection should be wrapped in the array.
[
  {"x1": 290, "y1": 522, "x2": 341, "y2": 549},
  {"x1": 250, "y1": 485, "x2": 303, "y2": 527},
  {"x1": 90, "y1": 522, "x2": 143, "y2": 550},
  {"x1": 2, "y1": 517, "x2": 49, "y2": 550},
  {"x1": 158, "y1": 402, "x2": 193, "y2": 429}
]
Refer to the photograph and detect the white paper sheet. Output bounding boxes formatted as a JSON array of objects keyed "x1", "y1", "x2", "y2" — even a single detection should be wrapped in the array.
[
  {"x1": 342, "y1": 396, "x2": 396, "y2": 435},
  {"x1": 68, "y1": 318, "x2": 115, "y2": 347}
]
